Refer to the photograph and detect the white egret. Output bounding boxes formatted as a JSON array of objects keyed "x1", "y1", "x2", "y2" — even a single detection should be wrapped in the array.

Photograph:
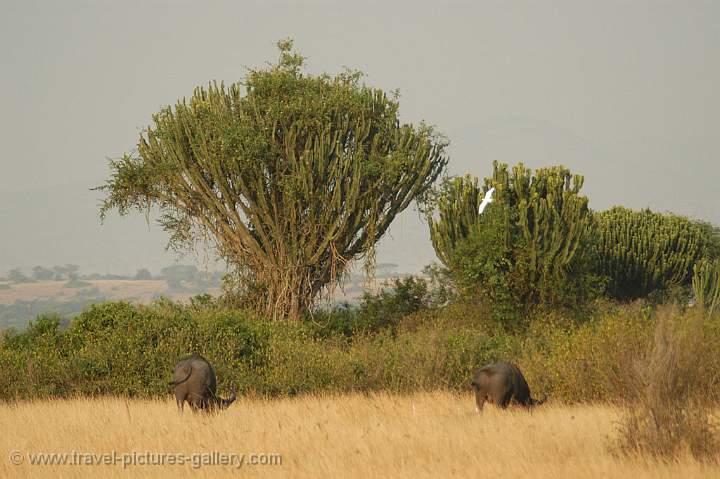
[{"x1": 478, "y1": 187, "x2": 496, "y2": 214}]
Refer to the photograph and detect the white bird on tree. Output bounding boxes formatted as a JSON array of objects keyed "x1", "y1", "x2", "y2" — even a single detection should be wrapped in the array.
[{"x1": 478, "y1": 187, "x2": 496, "y2": 214}]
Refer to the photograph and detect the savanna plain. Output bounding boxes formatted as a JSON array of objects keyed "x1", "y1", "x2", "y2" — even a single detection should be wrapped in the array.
[{"x1": 2, "y1": 392, "x2": 718, "y2": 478}]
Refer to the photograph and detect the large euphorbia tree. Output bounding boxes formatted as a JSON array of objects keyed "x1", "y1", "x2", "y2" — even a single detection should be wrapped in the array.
[
  {"x1": 98, "y1": 41, "x2": 448, "y2": 320},
  {"x1": 427, "y1": 161, "x2": 598, "y2": 306},
  {"x1": 594, "y1": 207, "x2": 707, "y2": 300}
]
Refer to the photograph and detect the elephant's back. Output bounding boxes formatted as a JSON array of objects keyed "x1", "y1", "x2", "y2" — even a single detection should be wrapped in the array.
[{"x1": 183, "y1": 355, "x2": 217, "y2": 392}]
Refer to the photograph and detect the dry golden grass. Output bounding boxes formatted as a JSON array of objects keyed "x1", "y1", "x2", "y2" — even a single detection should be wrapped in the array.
[{"x1": 1, "y1": 392, "x2": 718, "y2": 478}]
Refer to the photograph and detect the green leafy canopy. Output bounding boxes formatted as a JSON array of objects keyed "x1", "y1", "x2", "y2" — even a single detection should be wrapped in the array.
[{"x1": 97, "y1": 39, "x2": 448, "y2": 320}]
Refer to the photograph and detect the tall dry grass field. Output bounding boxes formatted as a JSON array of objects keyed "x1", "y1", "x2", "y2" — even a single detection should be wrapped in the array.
[{"x1": 1, "y1": 392, "x2": 718, "y2": 478}]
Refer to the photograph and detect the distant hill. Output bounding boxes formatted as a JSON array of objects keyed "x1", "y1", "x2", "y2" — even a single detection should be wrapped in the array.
[{"x1": 0, "y1": 274, "x2": 414, "y2": 331}]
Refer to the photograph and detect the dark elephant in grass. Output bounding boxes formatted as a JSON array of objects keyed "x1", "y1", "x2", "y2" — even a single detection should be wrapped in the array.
[
  {"x1": 471, "y1": 362, "x2": 546, "y2": 411},
  {"x1": 170, "y1": 354, "x2": 236, "y2": 412}
]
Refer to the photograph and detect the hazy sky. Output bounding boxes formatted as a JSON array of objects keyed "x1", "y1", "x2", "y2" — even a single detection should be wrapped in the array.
[{"x1": 1, "y1": 0, "x2": 718, "y2": 276}]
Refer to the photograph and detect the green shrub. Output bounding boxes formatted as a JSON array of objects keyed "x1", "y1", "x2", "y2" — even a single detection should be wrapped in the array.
[
  {"x1": 0, "y1": 315, "x2": 71, "y2": 399},
  {"x1": 309, "y1": 276, "x2": 432, "y2": 338},
  {"x1": 0, "y1": 299, "x2": 717, "y2": 405},
  {"x1": 518, "y1": 302, "x2": 653, "y2": 403}
]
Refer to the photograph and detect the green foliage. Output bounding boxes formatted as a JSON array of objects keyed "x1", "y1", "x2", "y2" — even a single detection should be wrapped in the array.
[
  {"x1": 310, "y1": 276, "x2": 432, "y2": 338},
  {"x1": 517, "y1": 302, "x2": 653, "y2": 403},
  {"x1": 427, "y1": 174, "x2": 492, "y2": 267},
  {"x1": 97, "y1": 39, "x2": 448, "y2": 320},
  {"x1": 696, "y1": 220, "x2": 720, "y2": 260},
  {"x1": 0, "y1": 301, "x2": 275, "y2": 398},
  {"x1": 354, "y1": 276, "x2": 431, "y2": 331},
  {"x1": 693, "y1": 258, "x2": 720, "y2": 317},
  {"x1": 3, "y1": 298, "x2": 716, "y2": 403},
  {"x1": 594, "y1": 207, "x2": 706, "y2": 300},
  {"x1": 426, "y1": 161, "x2": 602, "y2": 310}
]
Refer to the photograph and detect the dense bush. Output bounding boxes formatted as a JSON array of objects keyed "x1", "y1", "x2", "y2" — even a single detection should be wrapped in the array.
[
  {"x1": 309, "y1": 276, "x2": 432, "y2": 338},
  {"x1": 2, "y1": 295, "x2": 716, "y2": 403}
]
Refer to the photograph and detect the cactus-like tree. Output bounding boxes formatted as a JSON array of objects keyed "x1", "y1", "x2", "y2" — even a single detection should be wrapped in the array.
[
  {"x1": 97, "y1": 41, "x2": 448, "y2": 320},
  {"x1": 427, "y1": 161, "x2": 598, "y2": 306},
  {"x1": 594, "y1": 207, "x2": 706, "y2": 300},
  {"x1": 428, "y1": 174, "x2": 493, "y2": 267},
  {"x1": 692, "y1": 258, "x2": 720, "y2": 317}
]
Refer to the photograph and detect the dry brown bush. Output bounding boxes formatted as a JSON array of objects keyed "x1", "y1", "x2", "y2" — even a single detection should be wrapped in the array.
[{"x1": 617, "y1": 305, "x2": 720, "y2": 462}]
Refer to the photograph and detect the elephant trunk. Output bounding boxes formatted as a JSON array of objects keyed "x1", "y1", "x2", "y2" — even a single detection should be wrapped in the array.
[{"x1": 219, "y1": 392, "x2": 237, "y2": 409}]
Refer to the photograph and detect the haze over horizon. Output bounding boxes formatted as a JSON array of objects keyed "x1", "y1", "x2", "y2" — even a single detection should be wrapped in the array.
[{"x1": 1, "y1": 0, "x2": 718, "y2": 276}]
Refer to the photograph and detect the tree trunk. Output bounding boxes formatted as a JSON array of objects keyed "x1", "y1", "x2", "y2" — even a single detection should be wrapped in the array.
[{"x1": 259, "y1": 268, "x2": 315, "y2": 321}]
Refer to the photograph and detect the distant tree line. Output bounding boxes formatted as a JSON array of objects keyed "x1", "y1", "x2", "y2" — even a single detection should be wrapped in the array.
[
  {"x1": 2, "y1": 264, "x2": 108, "y2": 283},
  {"x1": 0, "y1": 264, "x2": 230, "y2": 330},
  {"x1": 1, "y1": 264, "x2": 226, "y2": 287}
]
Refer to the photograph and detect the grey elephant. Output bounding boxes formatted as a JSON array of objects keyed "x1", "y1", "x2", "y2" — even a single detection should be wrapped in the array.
[
  {"x1": 169, "y1": 354, "x2": 236, "y2": 412},
  {"x1": 471, "y1": 362, "x2": 546, "y2": 411}
]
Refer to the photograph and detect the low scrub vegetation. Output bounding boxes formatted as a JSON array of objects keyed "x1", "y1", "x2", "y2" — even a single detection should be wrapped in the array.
[{"x1": 2, "y1": 286, "x2": 717, "y2": 408}]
